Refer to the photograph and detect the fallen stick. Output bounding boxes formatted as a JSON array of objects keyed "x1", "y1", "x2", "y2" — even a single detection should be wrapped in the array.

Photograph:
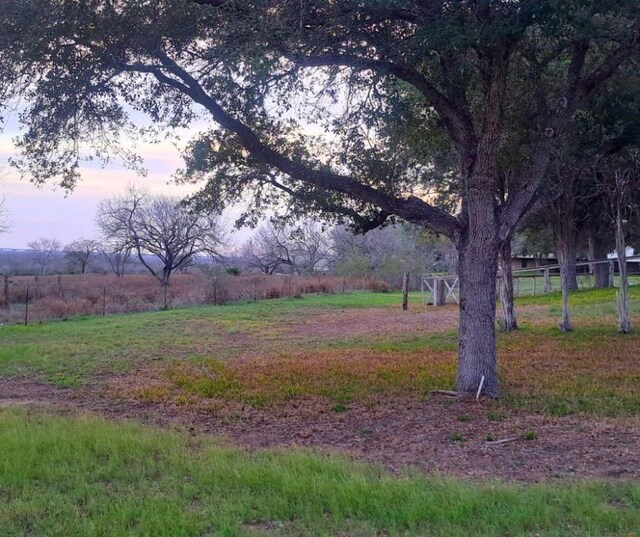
[
  {"x1": 484, "y1": 437, "x2": 519, "y2": 446},
  {"x1": 475, "y1": 375, "x2": 485, "y2": 401},
  {"x1": 429, "y1": 390, "x2": 463, "y2": 397}
]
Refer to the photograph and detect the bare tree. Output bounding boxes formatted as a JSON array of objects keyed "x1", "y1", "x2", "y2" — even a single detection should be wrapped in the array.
[
  {"x1": 288, "y1": 220, "x2": 332, "y2": 274},
  {"x1": 64, "y1": 238, "x2": 99, "y2": 274},
  {"x1": 0, "y1": 197, "x2": 11, "y2": 236},
  {"x1": 240, "y1": 224, "x2": 294, "y2": 275},
  {"x1": 99, "y1": 240, "x2": 133, "y2": 278},
  {"x1": 97, "y1": 187, "x2": 224, "y2": 287},
  {"x1": 27, "y1": 237, "x2": 61, "y2": 275},
  {"x1": 241, "y1": 220, "x2": 332, "y2": 275},
  {"x1": 331, "y1": 226, "x2": 403, "y2": 279}
]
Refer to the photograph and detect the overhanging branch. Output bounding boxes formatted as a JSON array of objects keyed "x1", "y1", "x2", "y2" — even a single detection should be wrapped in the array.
[{"x1": 144, "y1": 51, "x2": 459, "y2": 239}]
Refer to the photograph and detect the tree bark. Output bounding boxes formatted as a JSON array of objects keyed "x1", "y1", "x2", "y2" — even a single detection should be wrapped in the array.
[
  {"x1": 588, "y1": 230, "x2": 611, "y2": 288},
  {"x1": 615, "y1": 210, "x2": 632, "y2": 333},
  {"x1": 455, "y1": 192, "x2": 500, "y2": 397},
  {"x1": 498, "y1": 237, "x2": 518, "y2": 332},
  {"x1": 552, "y1": 192, "x2": 578, "y2": 292},
  {"x1": 555, "y1": 230, "x2": 578, "y2": 291},
  {"x1": 557, "y1": 248, "x2": 574, "y2": 332},
  {"x1": 457, "y1": 240, "x2": 500, "y2": 397},
  {"x1": 555, "y1": 217, "x2": 577, "y2": 332}
]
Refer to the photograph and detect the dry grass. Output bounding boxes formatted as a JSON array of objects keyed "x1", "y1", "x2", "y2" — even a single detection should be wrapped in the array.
[
  {"x1": 161, "y1": 349, "x2": 456, "y2": 407},
  {"x1": 0, "y1": 273, "x2": 389, "y2": 323},
  {"x1": 498, "y1": 323, "x2": 640, "y2": 415},
  {"x1": 120, "y1": 312, "x2": 640, "y2": 416},
  {"x1": 118, "y1": 309, "x2": 640, "y2": 416}
]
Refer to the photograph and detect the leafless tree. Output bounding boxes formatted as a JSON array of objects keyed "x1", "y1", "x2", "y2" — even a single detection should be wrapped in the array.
[
  {"x1": 330, "y1": 226, "x2": 402, "y2": 277},
  {"x1": 288, "y1": 221, "x2": 332, "y2": 274},
  {"x1": 64, "y1": 238, "x2": 99, "y2": 274},
  {"x1": 0, "y1": 197, "x2": 11, "y2": 235},
  {"x1": 27, "y1": 237, "x2": 61, "y2": 275},
  {"x1": 242, "y1": 220, "x2": 333, "y2": 275},
  {"x1": 240, "y1": 224, "x2": 294, "y2": 275},
  {"x1": 99, "y1": 239, "x2": 133, "y2": 278},
  {"x1": 96, "y1": 187, "x2": 224, "y2": 286}
]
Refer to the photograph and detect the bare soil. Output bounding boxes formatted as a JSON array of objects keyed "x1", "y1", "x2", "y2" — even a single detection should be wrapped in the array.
[
  {"x1": 1, "y1": 375, "x2": 638, "y2": 483},
  {"x1": 283, "y1": 304, "x2": 460, "y2": 340}
]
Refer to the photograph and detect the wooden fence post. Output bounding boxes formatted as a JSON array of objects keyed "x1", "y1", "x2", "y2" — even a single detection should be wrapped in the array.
[
  {"x1": 402, "y1": 270, "x2": 409, "y2": 310},
  {"x1": 3, "y1": 275, "x2": 9, "y2": 308},
  {"x1": 533, "y1": 276, "x2": 537, "y2": 296},
  {"x1": 24, "y1": 286, "x2": 29, "y2": 326},
  {"x1": 434, "y1": 279, "x2": 446, "y2": 306}
]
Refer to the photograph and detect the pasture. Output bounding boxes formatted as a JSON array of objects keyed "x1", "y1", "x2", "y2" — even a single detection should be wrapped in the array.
[{"x1": 1, "y1": 287, "x2": 639, "y2": 535}]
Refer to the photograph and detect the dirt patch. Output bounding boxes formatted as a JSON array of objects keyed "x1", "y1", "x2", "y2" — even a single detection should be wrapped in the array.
[
  {"x1": 286, "y1": 304, "x2": 460, "y2": 340},
  {"x1": 130, "y1": 395, "x2": 640, "y2": 482},
  {"x1": 3, "y1": 374, "x2": 637, "y2": 483},
  {"x1": 0, "y1": 377, "x2": 76, "y2": 409}
]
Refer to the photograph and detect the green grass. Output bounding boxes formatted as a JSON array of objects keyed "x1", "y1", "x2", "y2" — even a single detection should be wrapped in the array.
[
  {"x1": 1, "y1": 288, "x2": 639, "y2": 415},
  {"x1": 515, "y1": 280, "x2": 640, "y2": 308},
  {"x1": 510, "y1": 274, "x2": 640, "y2": 298},
  {"x1": 0, "y1": 292, "x2": 415, "y2": 386},
  {"x1": 1, "y1": 408, "x2": 639, "y2": 537}
]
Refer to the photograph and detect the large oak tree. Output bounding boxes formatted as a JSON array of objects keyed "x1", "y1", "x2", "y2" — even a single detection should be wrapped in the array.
[{"x1": 1, "y1": 0, "x2": 639, "y2": 396}]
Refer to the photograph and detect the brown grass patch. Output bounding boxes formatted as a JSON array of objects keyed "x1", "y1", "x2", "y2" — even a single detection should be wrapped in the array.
[{"x1": 160, "y1": 348, "x2": 456, "y2": 406}]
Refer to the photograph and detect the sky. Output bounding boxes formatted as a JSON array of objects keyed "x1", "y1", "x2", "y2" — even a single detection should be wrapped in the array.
[{"x1": 0, "y1": 125, "x2": 247, "y2": 251}]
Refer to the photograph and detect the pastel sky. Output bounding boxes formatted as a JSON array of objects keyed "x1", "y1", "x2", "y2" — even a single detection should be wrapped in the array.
[{"x1": 0, "y1": 126, "x2": 247, "y2": 251}]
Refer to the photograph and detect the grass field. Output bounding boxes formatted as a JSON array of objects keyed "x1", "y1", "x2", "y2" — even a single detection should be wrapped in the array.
[
  {"x1": 1, "y1": 287, "x2": 638, "y2": 415},
  {"x1": 1, "y1": 409, "x2": 639, "y2": 537},
  {"x1": 1, "y1": 286, "x2": 639, "y2": 535}
]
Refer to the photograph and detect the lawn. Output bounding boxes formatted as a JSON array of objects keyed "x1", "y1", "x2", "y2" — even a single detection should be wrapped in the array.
[
  {"x1": 0, "y1": 288, "x2": 639, "y2": 415},
  {"x1": 1, "y1": 408, "x2": 638, "y2": 537},
  {"x1": 1, "y1": 287, "x2": 639, "y2": 535}
]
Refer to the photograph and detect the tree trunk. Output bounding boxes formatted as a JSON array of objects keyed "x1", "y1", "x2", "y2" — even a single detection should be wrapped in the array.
[
  {"x1": 498, "y1": 237, "x2": 517, "y2": 332},
  {"x1": 433, "y1": 279, "x2": 446, "y2": 306},
  {"x1": 161, "y1": 267, "x2": 171, "y2": 287},
  {"x1": 555, "y1": 233, "x2": 578, "y2": 291},
  {"x1": 588, "y1": 231, "x2": 610, "y2": 288},
  {"x1": 555, "y1": 228, "x2": 576, "y2": 332},
  {"x1": 455, "y1": 211, "x2": 500, "y2": 398},
  {"x1": 552, "y1": 194, "x2": 578, "y2": 291},
  {"x1": 559, "y1": 275, "x2": 572, "y2": 331},
  {"x1": 615, "y1": 211, "x2": 632, "y2": 333}
]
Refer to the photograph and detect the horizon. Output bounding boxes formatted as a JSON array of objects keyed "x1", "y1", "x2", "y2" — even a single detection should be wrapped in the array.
[{"x1": 0, "y1": 127, "x2": 249, "y2": 251}]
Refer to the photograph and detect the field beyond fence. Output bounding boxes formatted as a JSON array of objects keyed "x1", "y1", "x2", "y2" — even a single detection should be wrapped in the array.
[{"x1": 0, "y1": 273, "x2": 390, "y2": 324}]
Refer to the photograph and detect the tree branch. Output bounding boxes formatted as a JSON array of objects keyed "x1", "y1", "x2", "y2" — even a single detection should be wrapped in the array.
[
  {"x1": 145, "y1": 51, "x2": 459, "y2": 239},
  {"x1": 500, "y1": 30, "x2": 640, "y2": 236},
  {"x1": 294, "y1": 53, "x2": 477, "y2": 154}
]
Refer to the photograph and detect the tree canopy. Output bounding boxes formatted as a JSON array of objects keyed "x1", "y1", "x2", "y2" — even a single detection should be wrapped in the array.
[{"x1": 2, "y1": 0, "x2": 639, "y2": 396}]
